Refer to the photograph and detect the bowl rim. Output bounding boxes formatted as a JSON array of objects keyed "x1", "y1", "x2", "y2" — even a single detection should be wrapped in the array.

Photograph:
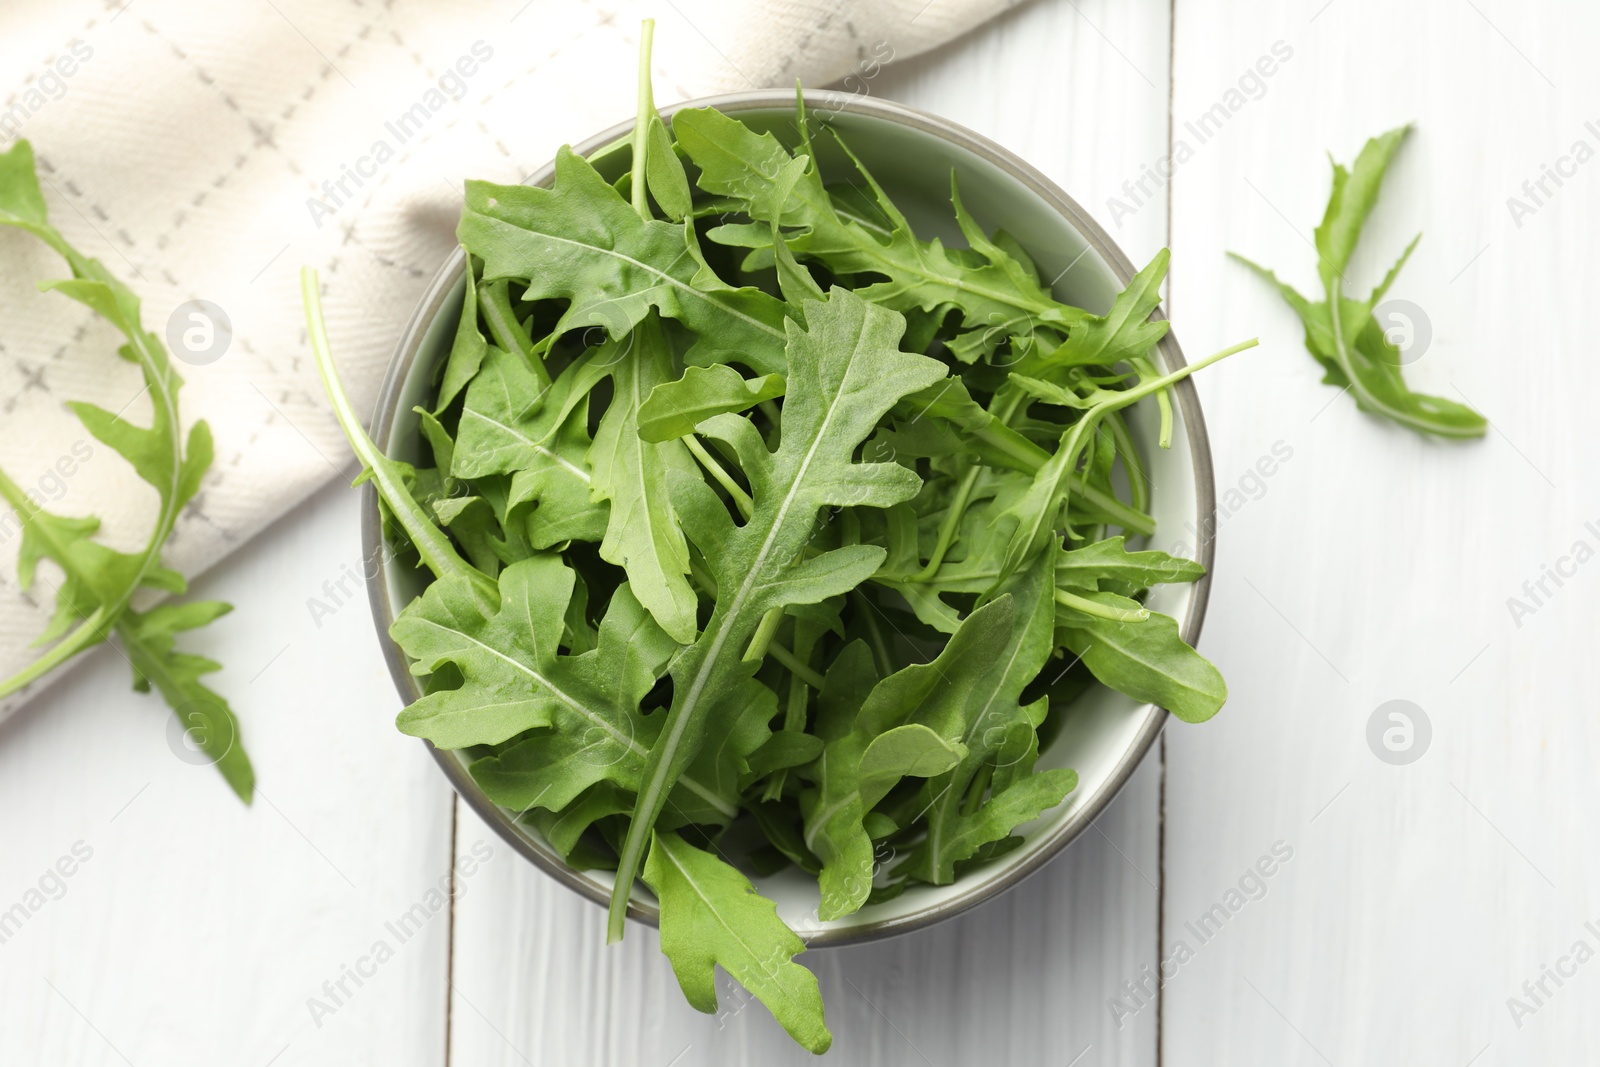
[{"x1": 362, "y1": 88, "x2": 1216, "y2": 946}]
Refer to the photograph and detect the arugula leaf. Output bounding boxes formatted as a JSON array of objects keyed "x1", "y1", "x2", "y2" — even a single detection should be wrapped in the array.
[
  {"x1": 1057, "y1": 591, "x2": 1226, "y2": 724},
  {"x1": 675, "y1": 107, "x2": 1073, "y2": 347},
  {"x1": 992, "y1": 338, "x2": 1255, "y2": 590},
  {"x1": 629, "y1": 21, "x2": 693, "y2": 223},
  {"x1": 0, "y1": 139, "x2": 251, "y2": 800},
  {"x1": 894, "y1": 558, "x2": 1076, "y2": 885},
  {"x1": 525, "y1": 781, "x2": 634, "y2": 870},
  {"x1": 1013, "y1": 249, "x2": 1177, "y2": 447},
  {"x1": 121, "y1": 600, "x2": 254, "y2": 798},
  {"x1": 1231, "y1": 125, "x2": 1485, "y2": 438},
  {"x1": 1054, "y1": 536, "x2": 1206, "y2": 588},
  {"x1": 436, "y1": 277, "x2": 489, "y2": 411},
  {"x1": 644, "y1": 830, "x2": 831, "y2": 1053},
  {"x1": 606, "y1": 287, "x2": 947, "y2": 940},
  {"x1": 306, "y1": 269, "x2": 499, "y2": 613},
  {"x1": 462, "y1": 579, "x2": 745, "y2": 826},
  {"x1": 637, "y1": 364, "x2": 786, "y2": 443},
  {"x1": 587, "y1": 315, "x2": 701, "y2": 643},
  {"x1": 801, "y1": 599, "x2": 1014, "y2": 919},
  {"x1": 457, "y1": 148, "x2": 791, "y2": 374},
  {"x1": 389, "y1": 553, "x2": 578, "y2": 748}
]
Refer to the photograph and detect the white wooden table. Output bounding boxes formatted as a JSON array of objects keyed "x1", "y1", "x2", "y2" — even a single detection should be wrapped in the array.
[{"x1": 3, "y1": 0, "x2": 1594, "y2": 1063}]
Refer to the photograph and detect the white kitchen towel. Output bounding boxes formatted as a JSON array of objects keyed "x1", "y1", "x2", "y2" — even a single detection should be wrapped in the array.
[{"x1": 0, "y1": 0, "x2": 1026, "y2": 718}]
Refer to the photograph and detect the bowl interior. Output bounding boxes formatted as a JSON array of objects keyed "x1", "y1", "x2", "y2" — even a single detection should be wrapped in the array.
[{"x1": 369, "y1": 93, "x2": 1210, "y2": 944}]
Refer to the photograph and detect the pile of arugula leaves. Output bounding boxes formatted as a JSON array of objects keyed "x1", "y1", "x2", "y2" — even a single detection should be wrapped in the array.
[
  {"x1": 306, "y1": 23, "x2": 1249, "y2": 1053},
  {"x1": 0, "y1": 140, "x2": 252, "y2": 802}
]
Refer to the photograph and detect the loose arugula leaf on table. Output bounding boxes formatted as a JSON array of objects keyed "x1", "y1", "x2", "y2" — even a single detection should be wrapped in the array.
[
  {"x1": 0, "y1": 139, "x2": 252, "y2": 801},
  {"x1": 1231, "y1": 125, "x2": 1485, "y2": 439}
]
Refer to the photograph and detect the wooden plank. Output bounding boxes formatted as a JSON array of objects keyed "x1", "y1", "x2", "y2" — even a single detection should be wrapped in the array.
[
  {"x1": 0, "y1": 485, "x2": 454, "y2": 1067},
  {"x1": 1165, "y1": 2, "x2": 1600, "y2": 1063},
  {"x1": 446, "y1": 1, "x2": 1172, "y2": 1063}
]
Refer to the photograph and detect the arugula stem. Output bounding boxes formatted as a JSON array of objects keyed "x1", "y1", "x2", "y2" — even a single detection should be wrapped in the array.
[
  {"x1": 685, "y1": 434, "x2": 753, "y2": 518},
  {"x1": 630, "y1": 19, "x2": 656, "y2": 219},
  {"x1": 302, "y1": 268, "x2": 498, "y2": 612},
  {"x1": 851, "y1": 589, "x2": 895, "y2": 678},
  {"x1": 688, "y1": 554, "x2": 717, "y2": 598},
  {"x1": 964, "y1": 421, "x2": 1154, "y2": 534},
  {"x1": 1130, "y1": 355, "x2": 1173, "y2": 448},
  {"x1": 826, "y1": 133, "x2": 1061, "y2": 320},
  {"x1": 1095, "y1": 337, "x2": 1258, "y2": 418},
  {"x1": 1104, "y1": 412, "x2": 1149, "y2": 518},
  {"x1": 916, "y1": 388, "x2": 1027, "y2": 579},
  {"x1": 916, "y1": 467, "x2": 980, "y2": 581},
  {"x1": 768, "y1": 640, "x2": 826, "y2": 690},
  {"x1": 794, "y1": 80, "x2": 814, "y2": 161},
  {"x1": 742, "y1": 606, "x2": 784, "y2": 664},
  {"x1": 479, "y1": 279, "x2": 548, "y2": 388},
  {"x1": 960, "y1": 762, "x2": 992, "y2": 817},
  {"x1": 1055, "y1": 588, "x2": 1149, "y2": 623}
]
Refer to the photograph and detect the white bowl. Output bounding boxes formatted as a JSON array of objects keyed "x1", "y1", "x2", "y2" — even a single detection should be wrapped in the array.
[{"x1": 362, "y1": 90, "x2": 1216, "y2": 945}]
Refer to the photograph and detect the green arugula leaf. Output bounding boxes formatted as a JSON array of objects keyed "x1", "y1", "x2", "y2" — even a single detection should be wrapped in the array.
[
  {"x1": 120, "y1": 600, "x2": 254, "y2": 800},
  {"x1": 1231, "y1": 125, "x2": 1485, "y2": 438},
  {"x1": 452, "y1": 345, "x2": 590, "y2": 480},
  {"x1": 606, "y1": 287, "x2": 947, "y2": 941},
  {"x1": 525, "y1": 781, "x2": 634, "y2": 870},
  {"x1": 1053, "y1": 536, "x2": 1206, "y2": 588},
  {"x1": 992, "y1": 339, "x2": 1255, "y2": 590},
  {"x1": 1057, "y1": 590, "x2": 1226, "y2": 724},
  {"x1": 1015, "y1": 250, "x2": 1170, "y2": 375},
  {"x1": 1011, "y1": 250, "x2": 1178, "y2": 447},
  {"x1": 458, "y1": 147, "x2": 791, "y2": 374},
  {"x1": 894, "y1": 559, "x2": 1076, "y2": 885},
  {"x1": 628, "y1": 22, "x2": 693, "y2": 223},
  {"x1": 462, "y1": 577, "x2": 745, "y2": 826},
  {"x1": 390, "y1": 553, "x2": 577, "y2": 748},
  {"x1": 637, "y1": 364, "x2": 786, "y2": 443},
  {"x1": 0, "y1": 139, "x2": 250, "y2": 800},
  {"x1": 893, "y1": 377, "x2": 1156, "y2": 534},
  {"x1": 644, "y1": 830, "x2": 831, "y2": 1053},
  {"x1": 675, "y1": 107, "x2": 1073, "y2": 347},
  {"x1": 587, "y1": 314, "x2": 702, "y2": 643},
  {"x1": 801, "y1": 599, "x2": 1014, "y2": 919},
  {"x1": 436, "y1": 277, "x2": 489, "y2": 411}
]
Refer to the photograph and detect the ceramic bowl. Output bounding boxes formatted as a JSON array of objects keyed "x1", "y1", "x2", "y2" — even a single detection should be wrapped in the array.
[{"x1": 363, "y1": 89, "x2": 1215, "y2": 945}]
